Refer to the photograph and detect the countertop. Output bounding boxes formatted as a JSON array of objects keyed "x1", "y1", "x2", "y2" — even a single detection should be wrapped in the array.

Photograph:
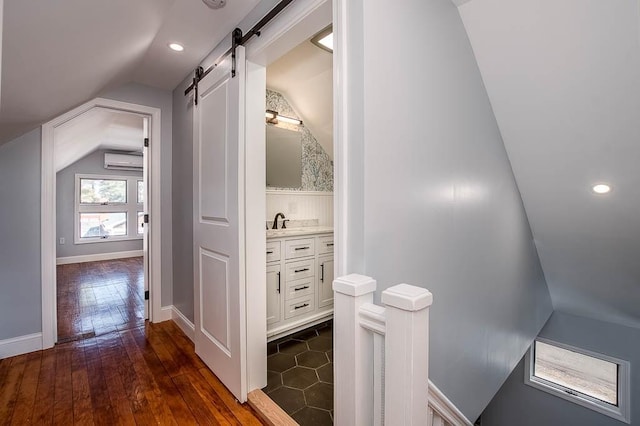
[{"x1": 266, "y1": 226, "x2": 334, "y2": 239}]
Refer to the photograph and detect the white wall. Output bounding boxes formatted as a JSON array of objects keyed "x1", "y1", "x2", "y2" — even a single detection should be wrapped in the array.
[
  {"x1": 266, "y1": 191, "x2": 333, "y2": 227},
  {"x1": 341, "y1": 0, "x2": 553, "y2": 420}
]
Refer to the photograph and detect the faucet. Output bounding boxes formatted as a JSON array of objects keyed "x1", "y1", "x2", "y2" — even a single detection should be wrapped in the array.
[{"x1": 272, "y1": 212, "x2": 285, "y2": 229}]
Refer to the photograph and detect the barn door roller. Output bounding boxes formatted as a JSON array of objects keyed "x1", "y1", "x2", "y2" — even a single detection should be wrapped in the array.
[{"x1": 184, "y1": 0, "x2": 295, "y2": 98}]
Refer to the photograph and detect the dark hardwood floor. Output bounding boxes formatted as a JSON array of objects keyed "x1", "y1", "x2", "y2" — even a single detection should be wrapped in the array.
[
  {"x1": 57, "y1": 258, "x2": 145, "y2": 343},
  {"x1": 0, "y1": 321, "x2": 265, "y2": 425}
]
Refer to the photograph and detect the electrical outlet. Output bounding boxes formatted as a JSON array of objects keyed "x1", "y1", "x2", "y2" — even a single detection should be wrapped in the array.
[{"x1": 59, "y1": 237, "x2": 65, "y2": 245}]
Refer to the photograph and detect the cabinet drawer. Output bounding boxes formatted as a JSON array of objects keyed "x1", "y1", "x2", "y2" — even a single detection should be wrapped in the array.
[
  {"x1": 284, "y1": 295, "x2": 315, "y2": 320},
  {"x1": 266, "y1": 241, "x2": 281, "y2": 263},
  {"x1": 285, "y1": 259, "x2": 315, "y2": 282},
  {"x1": 317, "y1": 235, "x2": 334, "y2": 254},
  {"x1": 285, "y1": 277, "x2": 314, "y2": 301},
  {"x1": 285, "y1": 238, "x2": 315, "y2": 259}
]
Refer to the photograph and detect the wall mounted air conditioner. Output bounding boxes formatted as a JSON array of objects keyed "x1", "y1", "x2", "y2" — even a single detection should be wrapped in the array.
[{"x1": 104, "y1": 153, "x2": 143, "y2": 171}]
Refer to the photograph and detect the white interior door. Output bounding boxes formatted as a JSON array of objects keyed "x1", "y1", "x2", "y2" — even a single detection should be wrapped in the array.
[
  {"x1": 142, "y1": 117, "x2": 149, "y2": 320},
  {"x1": 193, "y1": 46, "x2": 247, "y2": 402}
]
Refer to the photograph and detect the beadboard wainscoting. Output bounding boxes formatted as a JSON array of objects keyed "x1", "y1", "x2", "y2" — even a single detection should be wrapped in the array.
[{"x1": 266, "y1": 191, "x2": 333, "y2": 227}]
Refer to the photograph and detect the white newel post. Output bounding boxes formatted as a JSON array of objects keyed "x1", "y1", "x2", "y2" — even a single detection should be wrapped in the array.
[
  {"x1": 333, "y1": 274, "x2": 377, "y2": 426},
  {"x1": 382, "y1": 284, "x2": 433, "y2": 425}
]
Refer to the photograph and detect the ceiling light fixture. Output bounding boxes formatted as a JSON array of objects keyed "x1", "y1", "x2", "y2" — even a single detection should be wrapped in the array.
[
  {"x1": 311, "y1": 25, "x2": 333, "y2": 53},
  {"x1": 168, "y1": 43, "x2": 184, "y2": 52},
  {"x1": 592, "y1": 184, "x2": 611, "y2": 194},
  {"x1": 266, "y1": 110, "x2": 303, "y2": 126},
  {"x1": 202, "y1": 0, "x2": 227, "y2": 9}
]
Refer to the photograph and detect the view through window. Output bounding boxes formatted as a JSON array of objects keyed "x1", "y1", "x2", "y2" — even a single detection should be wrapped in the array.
[{"x1": 534, "y1": 341, "x2": 617, "y2": 405}]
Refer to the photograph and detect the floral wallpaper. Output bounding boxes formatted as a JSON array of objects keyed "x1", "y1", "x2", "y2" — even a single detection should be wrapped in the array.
[{"x1": 266, "y1": 89, "x2": 333, "y2": 192}]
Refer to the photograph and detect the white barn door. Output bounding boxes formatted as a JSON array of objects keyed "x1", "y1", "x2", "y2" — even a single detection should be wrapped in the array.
[{"x1": 193, "y1": 46, "x2": 247, "y2": 402}]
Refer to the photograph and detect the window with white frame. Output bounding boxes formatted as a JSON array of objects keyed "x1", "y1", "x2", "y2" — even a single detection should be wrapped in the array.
[
  {"x1": 525, "y1": 338, "x2": 630, "y2": 423},
  {"x1": 75, "y1": 174, "x2": 144, "y2": 243}
]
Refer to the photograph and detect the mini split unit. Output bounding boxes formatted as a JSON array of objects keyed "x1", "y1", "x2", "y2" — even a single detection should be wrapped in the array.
[{"x1": 104, "y1": 153, "x2": 143, "y2": 171}]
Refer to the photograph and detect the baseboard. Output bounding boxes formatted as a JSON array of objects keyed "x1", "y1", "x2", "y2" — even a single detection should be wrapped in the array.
[
  {"x1": 56, "y1": 250, "x2": 144, "y2": 265},
  {"x1": 429, "y1": 380, "x2": 473, "y2": 426},
  {"x1": 159, "y1": 305, "x2": 173, "y2": 322},
  {"x1": 170, "y1": 306, "x2": 195, "y2": 342},
  {"x1": 0, "y1": 333, "x2": 43, "y2": 359}
]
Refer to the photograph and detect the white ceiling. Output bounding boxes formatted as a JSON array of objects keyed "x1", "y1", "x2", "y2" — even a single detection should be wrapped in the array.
[
  {"x1": 267, "y1": 38, "x2": 333, "y2": 158},
  {"x1": 55, "y1": 108, "x2": 143, "y2": 172},
  {"x1": 459, "y1": 0, "x2": 640, "y2": 328},
  {"x1": 0, "y1": 0, "x2": 260, "y2": 145}
]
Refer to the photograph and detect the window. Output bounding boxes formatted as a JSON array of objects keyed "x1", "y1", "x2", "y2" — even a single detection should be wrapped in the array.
[
  {"x1": 75, "y1": 174, "x2": 145, "y2": 243},
  {"x1": 525, "y1": 338, "x2": 630, "y2": 423},
  {"x1": 137, "y1": 180, "x2": 145, "y2": 204}
]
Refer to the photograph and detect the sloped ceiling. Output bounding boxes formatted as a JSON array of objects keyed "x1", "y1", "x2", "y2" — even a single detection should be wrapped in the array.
[
  {"x1": 55, "y1": 108, "x2": 143, "y2": 172},
  {"x1": 266, "y1": 38, "x2": 333, "y2": 158},
  {"x1": 459, "y1": 0, "x2": 640, "y2": 328},
  {"x1": 0, "y1": 0, "x2": 260, "y2": 145}
]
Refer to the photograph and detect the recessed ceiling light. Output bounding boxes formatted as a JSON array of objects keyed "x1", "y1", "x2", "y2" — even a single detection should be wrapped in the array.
[
  {"x1": 168, "y1": 43, "x2": 184, "y2": 52},
  {"x1": 592, "y1": 184, "x2": 611, "y2": 194}
]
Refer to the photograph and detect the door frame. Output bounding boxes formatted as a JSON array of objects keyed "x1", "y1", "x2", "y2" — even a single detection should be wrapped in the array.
[
  {"x1": 243, "y1": 0, "x2": 333, "y2": 392},
  {"x1": 41, "y1": 97, "x2": 162, "y2": 349}
]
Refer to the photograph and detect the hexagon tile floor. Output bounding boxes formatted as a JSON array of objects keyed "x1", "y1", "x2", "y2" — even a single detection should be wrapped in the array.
[{"x1": 263, "y1": 320, "x2": 334, "y2": 425}]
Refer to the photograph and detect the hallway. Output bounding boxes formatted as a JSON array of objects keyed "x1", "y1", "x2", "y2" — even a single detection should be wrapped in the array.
[
  {"x1": 56, "y1": 258, "x2": 145, "y2": 343},
  {"x1": 0, "y1": 321, "x2": 264, "y2": 424}
]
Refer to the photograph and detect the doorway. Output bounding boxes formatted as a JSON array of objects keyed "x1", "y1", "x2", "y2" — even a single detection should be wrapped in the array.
[
  {"x1": 54, "y1": 112, "x2": 146, "y2": 342},
  {"x1": 41, "y1": 98, "x2": 162, "y2": 349},
  {"x1": 261, "y1": 28, "x2": 335, "y2": 424}
]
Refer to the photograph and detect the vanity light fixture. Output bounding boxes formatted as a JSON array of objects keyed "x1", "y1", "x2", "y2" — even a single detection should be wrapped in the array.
[
  {"x1": 311, "y1": 25, "x2": 333, "y2": 53},
  {"x1": 265, "y1": 109, "x2": 303, "y2": 126},
  {"x1": 592, "y1": 184, "x2": 611, "y2": 194},
  {"x1": 168, "y1": 43, "x2": 184, "y2": 52}
]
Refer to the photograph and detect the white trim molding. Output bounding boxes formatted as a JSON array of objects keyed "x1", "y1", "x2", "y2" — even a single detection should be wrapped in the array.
[
  {"x1": 56, "y1": 250, "x2": 144, "y2": 265},
  {"x1": 170, "y1": 306, "x2": 195, "y2": 342},
  {"x1": 0, "y1": 333, "x2": 43, "y2": 360},
  {"x1": 41, "y1": 97, "x2": 162, "y2": 350},
  {"x1": 428, "y1": 380, "x2": 473, "y2": 426}
]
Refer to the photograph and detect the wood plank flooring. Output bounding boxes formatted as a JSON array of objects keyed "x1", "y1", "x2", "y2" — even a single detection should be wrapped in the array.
[
  {"x1": 57, "y1": 258, "x2": 145, "y2": 342},
  {"x1": 0, "y1": 321, "x2": 265, "y2": 425}
]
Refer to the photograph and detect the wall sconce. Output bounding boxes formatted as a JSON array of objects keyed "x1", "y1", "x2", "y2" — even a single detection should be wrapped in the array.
[{"x1": 265, "y1": 110, "x2": 303, "y2": 126}]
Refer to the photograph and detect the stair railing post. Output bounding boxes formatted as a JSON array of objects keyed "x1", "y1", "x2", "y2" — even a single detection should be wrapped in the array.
[
  {"x1": 382, "y1": 284, "x2": 433, "y2": 425},
  {"x1": 333, "y1": 274, "x2": 377, "y2": 426}
]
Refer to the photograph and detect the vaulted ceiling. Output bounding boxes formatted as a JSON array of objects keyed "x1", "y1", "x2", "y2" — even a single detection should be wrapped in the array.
[
  {"x1": 0, "y1": 0, "x2": 261, "y2": 145},
  {"x1": 458, "y1": 0, "x2": 640, "y2": 328}
]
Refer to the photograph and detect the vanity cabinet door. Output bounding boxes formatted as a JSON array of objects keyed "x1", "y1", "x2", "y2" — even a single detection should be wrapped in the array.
[
  {"x1": 317, "y1": 254, "x2": 334, "y2": 309},
  {"x1": 266, "y1": 264, "x2": 282, "y2": 326}
]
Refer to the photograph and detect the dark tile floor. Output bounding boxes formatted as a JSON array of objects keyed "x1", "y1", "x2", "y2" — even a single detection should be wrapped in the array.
[
  {"x1": 264, "y1": 321, "x2": 334, "y2": 425},
  {"x1": 56, "y1": 257, "x2": 145, "y2": 343}
]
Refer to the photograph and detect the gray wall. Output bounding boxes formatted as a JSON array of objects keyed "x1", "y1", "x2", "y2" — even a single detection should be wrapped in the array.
[
  {"x1": 56, "y1": 149, "x2": 143, "y2": 258},
  {"x1": 171, "y1": 79, "x2": 194, "y2": 321},
  {"x1": 0, "y1": 129, "x2": 42, "y2": 340},
  {"x1": 0, "y1": 83, "x2": 173, "y2": 342},
  {"x1": 482, "y1": 312, "x2": 640, "y2": 425},
  {"x1": 351, "y1": 0, "x2": 553, "y2": 420},
  {"x1": 100, "y1": 83, "x2": 173, "y2": 307}
]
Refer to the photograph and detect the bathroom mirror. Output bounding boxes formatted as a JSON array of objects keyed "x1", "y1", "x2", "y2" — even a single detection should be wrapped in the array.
[{"x1": 266, "y1": 124, "x2": 302, "y2": 188}]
